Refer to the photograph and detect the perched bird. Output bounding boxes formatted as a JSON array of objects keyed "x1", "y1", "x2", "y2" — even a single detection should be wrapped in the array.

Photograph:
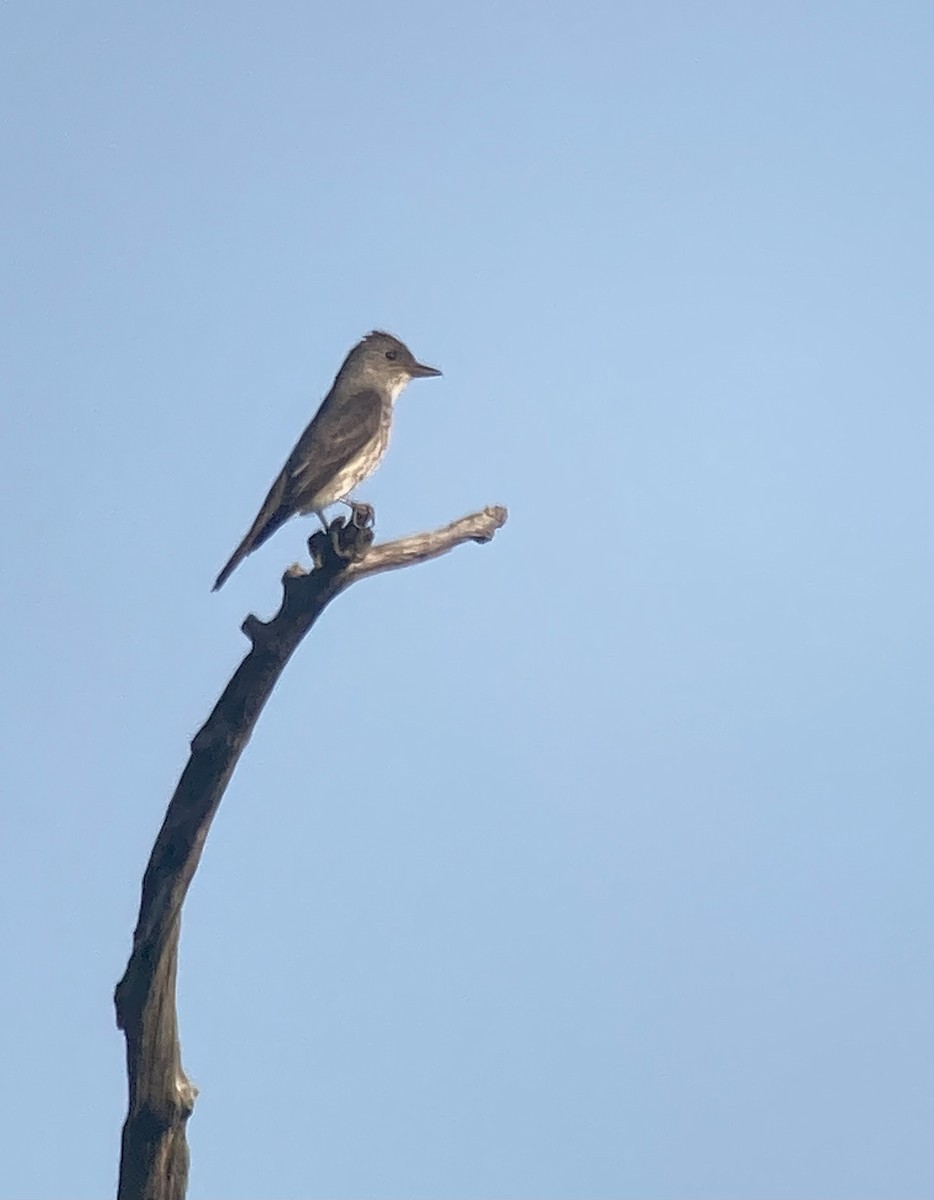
[{"x1": 213, "y1": 331, "x2": 441, "y2": 591}]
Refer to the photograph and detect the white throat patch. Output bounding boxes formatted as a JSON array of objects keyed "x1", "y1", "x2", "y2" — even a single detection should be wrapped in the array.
[{"x1": 388, "y1": 376, "x2": 409, "y2": 404}]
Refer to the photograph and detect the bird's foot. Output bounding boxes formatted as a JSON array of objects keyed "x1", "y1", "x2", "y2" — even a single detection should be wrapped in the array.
[
  {"x1": 348, "y1": 501, "x2": 375, "y2": 529},
  {"x1": 334, "y1": 509, "x2": 374, "y2": 561},
  {"x1": 308, "y1": 509, "x2": 374, "y2": 567}
]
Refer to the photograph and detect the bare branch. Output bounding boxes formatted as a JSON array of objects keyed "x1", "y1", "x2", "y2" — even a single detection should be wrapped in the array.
[
  {"x1": 347, "y1": 505, "x2": 508, "y2": 579},
  {"x1": 113, "y1": 505, "x2": 507, "y2": 1200}
]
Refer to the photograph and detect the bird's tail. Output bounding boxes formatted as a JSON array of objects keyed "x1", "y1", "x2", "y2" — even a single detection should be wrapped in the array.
[
  {"x1": 212, "y1": 534, "x2": 253, "y2": 592},
  {"x1": 212, "y1": 512, "x2": 290, "y2": 590},
  {"x1": 212, "y1": 472, "x2": 291, "y2": 591}
]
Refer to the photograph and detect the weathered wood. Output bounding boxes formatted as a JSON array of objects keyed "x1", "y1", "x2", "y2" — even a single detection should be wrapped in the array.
[{"x1": 114, "y1": 505, "x2": 508, "y2": 1200}]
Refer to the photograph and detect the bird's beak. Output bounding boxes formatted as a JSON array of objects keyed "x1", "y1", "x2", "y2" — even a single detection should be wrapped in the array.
[{"x1": 410, "y1": 361, "x2": 442, "y2": 378}]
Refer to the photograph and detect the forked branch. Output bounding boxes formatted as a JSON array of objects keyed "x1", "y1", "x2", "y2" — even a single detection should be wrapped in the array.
[{"x1": 113, "y1": 504, "x2": 507, "y2": 1200}]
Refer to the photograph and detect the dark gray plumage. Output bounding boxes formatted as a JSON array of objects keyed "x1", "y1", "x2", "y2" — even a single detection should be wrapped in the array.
[{"x1": 213, "y1": 331, "x2": 441, "y2": 591}]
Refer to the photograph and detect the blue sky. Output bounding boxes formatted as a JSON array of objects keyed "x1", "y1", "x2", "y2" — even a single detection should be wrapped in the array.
[{"x1": 1, "y1": 2, "x2": 931, "y2": 1197}]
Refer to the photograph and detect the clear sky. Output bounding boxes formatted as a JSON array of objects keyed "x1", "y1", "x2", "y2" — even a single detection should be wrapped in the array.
[{"x1": 1, "y1": 2, "x2": 931, "y2": 1197}]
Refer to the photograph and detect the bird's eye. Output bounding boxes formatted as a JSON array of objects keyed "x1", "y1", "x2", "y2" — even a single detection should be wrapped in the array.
[{"x1": 385, "y1": 350, "x2": 397, "y2": 361}]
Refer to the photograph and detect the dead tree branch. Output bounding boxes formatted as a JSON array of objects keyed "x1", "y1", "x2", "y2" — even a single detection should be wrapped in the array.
[{"x1": 113, "y1": 504, "x2": 508, "y2": 1200}]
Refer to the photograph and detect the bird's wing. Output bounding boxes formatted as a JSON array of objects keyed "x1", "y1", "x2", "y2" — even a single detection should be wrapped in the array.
[
  {"x1": 285, "y1": 386, "x2": 384, "y2": 499},
  {"x1": 212, "y1": 388, "x2": 384, "y2": 591}
]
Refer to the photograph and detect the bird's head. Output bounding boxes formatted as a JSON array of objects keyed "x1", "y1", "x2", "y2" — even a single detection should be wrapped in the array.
[{"x1": 338, "y1": 331, "x2": 442, "y2": 399}]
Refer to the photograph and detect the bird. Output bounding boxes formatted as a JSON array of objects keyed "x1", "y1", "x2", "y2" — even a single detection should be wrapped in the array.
[{"x1": 212, "y1": 331, "x2": 441, "y2": 591}]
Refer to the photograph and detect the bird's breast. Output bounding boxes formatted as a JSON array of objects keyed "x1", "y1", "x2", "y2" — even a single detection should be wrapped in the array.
[{"x1": 304, "y1": 420, "x2": 391, "y2": 511}]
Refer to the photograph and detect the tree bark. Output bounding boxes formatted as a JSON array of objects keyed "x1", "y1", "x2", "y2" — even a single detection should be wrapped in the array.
[{"x1": 113, "y1": 505, "x2": 508, "y2": 1200}]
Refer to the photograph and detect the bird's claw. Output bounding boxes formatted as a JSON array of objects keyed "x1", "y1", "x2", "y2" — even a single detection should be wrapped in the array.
[
  {"x1": 349, "y1": 501, "x2": 375, "y2": 529},
  {"x1": 335, "y1": 515, "x2": 374, "y2": 561},
  {"x1": 307, "y1": 511, "x2": 374, "y2": 567}
]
